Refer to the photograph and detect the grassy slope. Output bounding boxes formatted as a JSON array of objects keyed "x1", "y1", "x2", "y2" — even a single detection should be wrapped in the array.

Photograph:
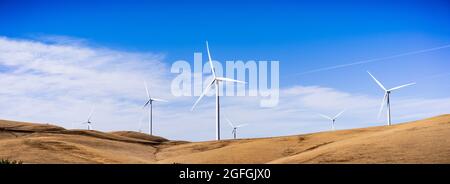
[{"x1": 1, "y1": 114, "x2": 449, "y2": 163}]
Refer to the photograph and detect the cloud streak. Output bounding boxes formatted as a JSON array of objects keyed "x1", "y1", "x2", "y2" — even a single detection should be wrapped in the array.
[{"x1": 296, "y1": 43, "x2": 450, "y2": 75}]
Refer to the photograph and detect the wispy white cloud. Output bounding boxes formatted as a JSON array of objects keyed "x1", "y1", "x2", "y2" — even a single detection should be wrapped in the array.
[
  {"x1": 0, "y1": 36, "x2": 171, "y2": 131},
  {"x1": 0, "y1": 36, "x2": 449, "y2": 142}
]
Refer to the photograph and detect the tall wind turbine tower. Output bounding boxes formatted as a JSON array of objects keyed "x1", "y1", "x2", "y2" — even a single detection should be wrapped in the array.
[
  {"x1": 191, "y1": 41, "x2": 246, "y2": 140},
  {"x1": 143, "y1": 82, "x2": 167, "y2": 135},
  {"x1": 368, "y1": 71, "x2": 415, "y2": 126}
]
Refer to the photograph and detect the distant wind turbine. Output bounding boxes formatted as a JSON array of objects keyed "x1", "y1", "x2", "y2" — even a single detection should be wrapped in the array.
[
  {"x1": 317, "y1": 110, "x2": 345, "y2": 131},
  {"x1": 82, "y1": 106, "x2": 95, "y2": 130},
  {"x1": 143, "y1": 81, "x2": 168, "y2": 135},
  {"x1": 191, "y1": 41, "x2": 246, "y2": 140},
  {"x1": 226, "y1": 117, "x2": 248, "y2": 139},
  {"x1": 367, "y1": 71, "x2": 416, "y2": 126}
]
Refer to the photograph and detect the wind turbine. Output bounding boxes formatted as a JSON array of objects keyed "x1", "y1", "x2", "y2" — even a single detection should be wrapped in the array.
[
  {"x1": 82, "y1": 106, "x2": 95, "y2": 130},
  {"x1": 226, "y1": 117, "x2": 248, "y2": 139},
  {"x1": 191, "y1": 41, "x2": 246, "y2": 141},
  {"x1": 143, "y1": 81, "x2": 167, "y2": 135},
  {"x1": 317, "y1": 110, "x2": 345, "y2": 131},
  {"x1": 367, "y1": 71, "x2": 416, "y2": 126}
]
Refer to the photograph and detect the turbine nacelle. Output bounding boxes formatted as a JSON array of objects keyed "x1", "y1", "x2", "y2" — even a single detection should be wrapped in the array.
[{"x1": 143, "y1": 98, "x2": 168, "y2": 108}]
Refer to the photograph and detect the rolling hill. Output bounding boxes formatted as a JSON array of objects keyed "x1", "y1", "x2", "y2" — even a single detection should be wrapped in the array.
[{"x1": 1, "y1": 114, "x2": 449, "y2": 163}]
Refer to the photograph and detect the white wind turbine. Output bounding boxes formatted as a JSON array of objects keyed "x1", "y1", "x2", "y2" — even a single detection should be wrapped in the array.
[
  {"x1": 226, "y1": 117, "x2": 248, "y2": 139},
  {"x1": 317, "y1": 110, "x2": 345, "y2": 131},
  {"x1": 367, "y1": 71, "x2": 416, "y2": 126},
  {"x1": 191, "y1": 41, "x2": 246, "y2": 141},
  {"x1": 82, "y1": 106, "x2": 95, "y2": 130},
  {"x1": 143, "y1": 81, "x2": 168, "y2": 135}
]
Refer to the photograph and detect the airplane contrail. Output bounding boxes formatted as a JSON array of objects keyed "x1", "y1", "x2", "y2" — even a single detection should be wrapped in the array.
[{"x1": 296, "y1": 44, "x2": 450, "y2": 75}]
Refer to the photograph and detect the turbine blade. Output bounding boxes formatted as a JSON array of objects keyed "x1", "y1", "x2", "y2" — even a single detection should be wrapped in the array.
[
  {"x1": 87, "y1": 106, "x2": 94, "y2": 121},
  {"x1": 151, "y1": 98, "x2": 168, "y2": 102},
  {"x1": 215, "y1": 77, "x2": 246, "y2": 84},
  {"x1": 225, "y1": 117, "x2": 234, "y2": 128},
  {"x1": 367, "y1": 71, "x2": 387, "y2": 91},
  {"x1": 143, "y1": 99, "x2": 151, "y2": 108},
  {"x1": 388, "y1": 82, "x2": 416, "y2": 91},
  {"x1": 206, "y1": 41, "x2": 216, "y2": 78},
  {"x1": 236, "y1": 124, "x2": 248, "y2": 128},
  {"x1": 333, "y1": 109, "x2": 346, "y2": 119},
  {"x1": 191, "y1": 79, "x2": 215, "y2": 111},
  {"x1": 144, "y1": 81, "x2": 151, "y2": 99},
  {"x1": 378, "y1": 93, "x2": 388, "y2": 118},
  {"x1": 317, "y1": 113, "x2": 332, "y2": 120}
]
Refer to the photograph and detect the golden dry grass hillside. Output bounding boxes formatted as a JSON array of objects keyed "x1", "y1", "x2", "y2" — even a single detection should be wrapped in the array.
[{"x1": 1, "y1": 114, "x2": 449, "y2": 163}]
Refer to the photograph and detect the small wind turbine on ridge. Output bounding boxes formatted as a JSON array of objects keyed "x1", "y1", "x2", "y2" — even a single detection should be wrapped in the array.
[
  {"x1": 82, "y1": 106, "x2": 95, "y2": 130},
  {"x1": 317, "y1": 110, "x2": 346, "y2": 131},
  {"x1": 226, "y1": 117, "x2": 248, "y2": 139}
]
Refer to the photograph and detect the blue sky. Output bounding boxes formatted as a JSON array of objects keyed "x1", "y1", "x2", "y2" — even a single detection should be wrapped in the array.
[
  {"x1": 1, "y1": 0, "x2": 449, "y2": 89},
  {"x1": 0, "y1": 0, "x2": 449, "y2": 141}
]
